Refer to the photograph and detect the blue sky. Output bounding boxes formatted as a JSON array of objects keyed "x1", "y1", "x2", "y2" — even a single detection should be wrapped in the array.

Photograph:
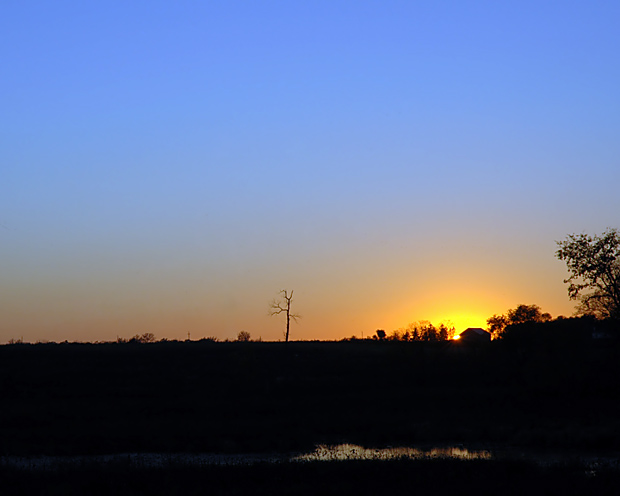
[{"x1": 1, "y1": 1, "x2": 619, "y2": 342}]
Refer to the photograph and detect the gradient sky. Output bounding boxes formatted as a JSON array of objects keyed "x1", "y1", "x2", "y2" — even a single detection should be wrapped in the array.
[{"x1": 2, "y1": 1, "x2": 619, "y2": 343}]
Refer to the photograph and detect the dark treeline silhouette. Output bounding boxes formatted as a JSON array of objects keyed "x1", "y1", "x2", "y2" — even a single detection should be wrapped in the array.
[
  {"x1": 486, "y1": 304, "x2": 552, "y2": 340},
  {"x1": 370, "y1": 321, "x2": 456, "y2": 342},
  {"x1": 115, "y1": 332, "x2": 157, "y2": 344}
]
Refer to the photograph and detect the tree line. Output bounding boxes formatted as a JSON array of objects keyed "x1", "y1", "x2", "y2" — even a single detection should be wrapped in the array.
[
  {"x1": 372, "y1": 322, "x2": 456, "y2": 342},
  {"x1": 6, "y1": 228, "x2": 617, "y2": 346},
  {"x1": 370, "y1": 228, "x2": 620, "y2": 342}
]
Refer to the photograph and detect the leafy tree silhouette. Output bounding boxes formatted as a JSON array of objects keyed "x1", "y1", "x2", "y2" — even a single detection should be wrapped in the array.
[
  {"x1": 487, "y1": 304, "x2": 551, "y2": 339},
  {"x1": 556, "y1": 228, "x2": 620, "y2": 319}
]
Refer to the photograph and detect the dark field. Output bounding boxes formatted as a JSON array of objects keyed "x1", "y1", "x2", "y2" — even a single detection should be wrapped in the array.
[
  {"x1": 2, "y1": 328, "x2": 620, "y2": 456},
  {"x1": 3, "y1": 457, "x2": 620, "y2": 496},
  {"x1": 3, "y1": 330, "x2": 620, "y2": 494}
]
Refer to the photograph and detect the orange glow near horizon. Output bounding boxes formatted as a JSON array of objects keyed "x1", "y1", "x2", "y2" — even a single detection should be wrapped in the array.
[
  {"x1": 437, "y1": 314, "x2": 488, "y2": 332},
  {"x1": 0, "y1": 248, "x2": 577, "y2": 344},
  {"x1": 394, "y1": 309, "x2": 490, "y2": 335}
]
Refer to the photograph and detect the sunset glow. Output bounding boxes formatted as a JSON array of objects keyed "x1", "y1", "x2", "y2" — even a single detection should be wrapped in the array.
[{"x1": 1, "y1": 2, "x2": 618, "y2": 344}]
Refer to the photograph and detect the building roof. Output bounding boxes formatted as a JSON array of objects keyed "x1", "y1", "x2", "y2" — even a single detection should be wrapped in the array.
[
  {"x1": 458, "y1": 328, "x2": 491, "y2": 341},
  {"x1": 462, "y1": 328, "x2": 488, "y2": 336}
]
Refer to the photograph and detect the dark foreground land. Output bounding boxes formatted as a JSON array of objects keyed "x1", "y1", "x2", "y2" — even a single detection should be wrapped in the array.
[
  {"x1": 2, "y1": 322, "x2": 620, "y2": 456},
  {"x1": 3, "y1": 325, "x2": 620, "y2": 495},
  {"x1": 3, "y1": 457, "x2": 620, "y2": 496}
]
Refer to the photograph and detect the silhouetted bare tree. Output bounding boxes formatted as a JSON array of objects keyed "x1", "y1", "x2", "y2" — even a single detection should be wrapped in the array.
[
  {"x1": 269, "y1": 289, "x2": 300, "y2": 342},
  {"x1": 556, "y1": 228, "x2": 620, "y2": 319}
]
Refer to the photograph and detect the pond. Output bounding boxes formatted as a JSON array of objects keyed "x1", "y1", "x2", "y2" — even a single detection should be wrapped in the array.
[{"x1": 293, "y1": 444, "x2": 492, "y2": 462}]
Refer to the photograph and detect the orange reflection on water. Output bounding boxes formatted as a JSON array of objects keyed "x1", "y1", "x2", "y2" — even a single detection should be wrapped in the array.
[{"x1": 294, "y1": 444, "x2": 493, "y2": 462}]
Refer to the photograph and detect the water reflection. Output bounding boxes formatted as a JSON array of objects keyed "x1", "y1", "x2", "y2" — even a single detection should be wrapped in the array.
[
  {"x1": 3, "y1": 444, "x2": 619, "y2": 471},
  {"x1": 0, "y1": 445, "x2": 491, "y2": 471},
  {"x1": 294, "y1": 444, "x2": 492, "y2": 462}
]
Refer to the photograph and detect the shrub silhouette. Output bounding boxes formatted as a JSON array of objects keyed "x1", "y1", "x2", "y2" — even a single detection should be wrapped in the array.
[{"x1": 127, "y1": 333, "x2": 156, "y2": 344}]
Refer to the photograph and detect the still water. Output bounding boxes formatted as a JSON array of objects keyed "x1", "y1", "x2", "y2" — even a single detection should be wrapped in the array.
[{"x1": 293, "y1": 444, "x2": 492, "y2": 462}]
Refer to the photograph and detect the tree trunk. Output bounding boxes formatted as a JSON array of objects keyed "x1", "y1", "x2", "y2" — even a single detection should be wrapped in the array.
[{"x1": 285, "y1": 299, "x2": 291, "y2": 342}]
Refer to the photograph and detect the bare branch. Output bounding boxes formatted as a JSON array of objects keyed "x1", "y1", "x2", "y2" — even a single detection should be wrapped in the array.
[
  {"x1": 268, "y1": 299, "x2": 286, "y2": 316},
  {"x1": 268, "y1": 288, "x2": 300, "y2": 342}
]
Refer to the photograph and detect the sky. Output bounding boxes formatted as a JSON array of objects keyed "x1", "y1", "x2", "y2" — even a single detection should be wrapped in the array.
[{"x1": 1, "y1": 1, "x2": 619, "y2": 343}]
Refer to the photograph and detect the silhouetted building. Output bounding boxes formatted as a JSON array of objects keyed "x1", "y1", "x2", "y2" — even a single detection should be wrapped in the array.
[{"x1": 457, "y1": 328, "x2": 491, "y2": 344}]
